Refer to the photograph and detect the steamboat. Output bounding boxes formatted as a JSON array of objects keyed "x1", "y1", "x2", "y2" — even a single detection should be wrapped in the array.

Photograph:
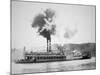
[{"x1": 15, "y1": 48, "x2": 91, "y2": 63}]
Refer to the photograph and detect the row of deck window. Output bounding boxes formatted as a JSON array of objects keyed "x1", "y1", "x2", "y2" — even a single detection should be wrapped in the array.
[
  {"x1": 25, "y1": 55, "x2": 66, "y2": 60},
  {"x1": 35, "y1": 56, "x2": 66, "y2": 59}
]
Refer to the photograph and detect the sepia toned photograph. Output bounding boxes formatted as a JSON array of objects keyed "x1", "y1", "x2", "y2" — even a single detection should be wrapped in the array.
[{"x1": 11, "y1": 0, "x2": 96, "y2": 74}]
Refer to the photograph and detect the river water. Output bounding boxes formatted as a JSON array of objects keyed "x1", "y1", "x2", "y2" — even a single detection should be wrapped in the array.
[{"x1": 11, "y1": 57, "x2": 96, "y2": 74}]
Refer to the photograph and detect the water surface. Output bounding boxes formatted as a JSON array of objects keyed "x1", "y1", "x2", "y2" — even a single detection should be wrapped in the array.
[{"x1": 11, "y1": 57, "x2": 96, "y2": 74}]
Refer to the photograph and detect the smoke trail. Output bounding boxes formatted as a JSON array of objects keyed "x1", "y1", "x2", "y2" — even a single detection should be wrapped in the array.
[
  {"x1": 64, "y1": 27, "x2": 77, "y2": 39},
  {"x1": 32, "y1": 13, "x2": 46, "y2": 32}
]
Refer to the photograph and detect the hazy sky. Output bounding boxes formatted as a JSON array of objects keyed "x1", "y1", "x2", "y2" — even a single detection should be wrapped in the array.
[{"x1": 12, "y1": 1, "x2": 95, "y2": 50}]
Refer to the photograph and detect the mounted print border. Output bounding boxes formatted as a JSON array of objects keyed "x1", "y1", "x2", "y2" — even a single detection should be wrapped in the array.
[{"x1": 11, "y1": 0, "x2": 96, "y2": 75}]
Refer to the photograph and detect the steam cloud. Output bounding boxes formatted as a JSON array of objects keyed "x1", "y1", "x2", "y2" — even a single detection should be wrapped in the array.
[{"x1": 64, "y1": 27, "x2": 77, "y2": 39}]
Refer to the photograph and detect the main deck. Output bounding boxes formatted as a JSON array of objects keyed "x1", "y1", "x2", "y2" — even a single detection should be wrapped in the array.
[{"x1": 16, "y1": 52, "x2": 66, "y2": 63}]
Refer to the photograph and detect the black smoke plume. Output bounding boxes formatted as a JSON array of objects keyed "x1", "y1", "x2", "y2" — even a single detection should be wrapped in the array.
[{"x1": 32, "y1": 9, "x2": 56, "y2": 39}]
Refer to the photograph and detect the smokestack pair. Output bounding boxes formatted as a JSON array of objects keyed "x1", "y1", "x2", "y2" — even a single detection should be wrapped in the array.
[{"x1": 32, "y1": 8, "x2": 56, "y2": 53}]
